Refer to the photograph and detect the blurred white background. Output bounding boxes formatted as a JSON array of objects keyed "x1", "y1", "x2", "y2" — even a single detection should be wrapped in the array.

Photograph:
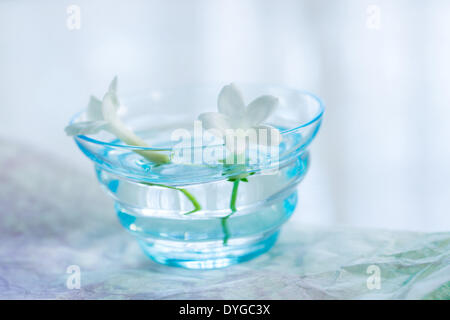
[{"x1": 1, "y1": 0, "x2": 449, "y2": 231}]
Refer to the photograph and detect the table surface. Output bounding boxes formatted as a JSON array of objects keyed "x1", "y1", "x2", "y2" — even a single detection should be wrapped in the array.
[{"x1": 0, "y1": 139, "x2": 449, "y2": 299}]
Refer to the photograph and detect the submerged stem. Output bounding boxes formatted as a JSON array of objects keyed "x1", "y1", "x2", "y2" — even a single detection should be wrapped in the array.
[
  {"x1": 221, "y1": 179, "x2": 240, "y2": 245},
  {"x1": 141, "y1": 182, "x2": 201, "y2": 215},
  {"x1": 221, "y1": 217, "x2": 230, "y2": 245},
  {"x1": 179, "y1": 188, "x2": 202, "y2": 215},
  {"x1": 230, "y1": 180, "x2": 240, "y2": 212}
]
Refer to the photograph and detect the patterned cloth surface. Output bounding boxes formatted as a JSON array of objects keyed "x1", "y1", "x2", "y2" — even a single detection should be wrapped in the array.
[{"x1": 0, "y1": 139, "x2": 449, "y2": 299}]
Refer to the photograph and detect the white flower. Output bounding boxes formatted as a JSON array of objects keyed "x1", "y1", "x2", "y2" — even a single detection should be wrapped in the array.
[
  {"x1": 64, "y1": 79, "x2": 116, "y2": 136},
  {"x1": 198, "y1": 83, "x2": 282, "y2": 151},
  {"x1": 65, "y1": 77, "x2": 169, "y2": 164}
]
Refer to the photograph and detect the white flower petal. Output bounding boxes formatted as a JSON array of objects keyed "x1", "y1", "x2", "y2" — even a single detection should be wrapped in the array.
[
  {"x1": 109, "y1": 76, "x2": 118, "y2": 93},
  {"x1": 102, "y1": 92, "x2": 136, "y2": 142},
  {"x1": 217, "y1": 83, "x2": 246, "y2": 118},
  {"x1": 64, "y1": 120, "x2": 109, "y2": 136},
  {"x1": 101, "y1": 77, "x2": 123, "y2": 125},
  {"x1": 253, "y1": 124, "x2": 282, "y2": 146},
  {"x1": 109, "y1": 77, "x2": 121, "y2": 106},
  {"x1": 101, "y1": 92, "x2": 118, "y2": 123},
  {"x1": 245, "y1": 95, "x2": 279, "y2": 126},
  {"x1": 85, "y1": 96, "x2": 103, "y2": 121},
  {"x1": 198, "y1": 112, "x2": 231, "y2": 135},
  {"x1": 101, "y1": 78, "x2": 149, "y2": 147}
]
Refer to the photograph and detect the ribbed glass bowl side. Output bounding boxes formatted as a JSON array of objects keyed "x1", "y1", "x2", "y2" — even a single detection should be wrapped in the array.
[{"x1": 95, "y1": 152, "x2": 308, "y2": 269}]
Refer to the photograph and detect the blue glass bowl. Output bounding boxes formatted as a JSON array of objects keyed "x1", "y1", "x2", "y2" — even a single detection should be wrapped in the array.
[{"x1": 70, "y1": 84, "x2": 324, "y2": 269}]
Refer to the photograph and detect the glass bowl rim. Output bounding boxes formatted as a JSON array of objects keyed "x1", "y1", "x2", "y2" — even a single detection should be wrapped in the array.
[{"x1": 70, "y1": 84, "x2": 325, "y2": 151}]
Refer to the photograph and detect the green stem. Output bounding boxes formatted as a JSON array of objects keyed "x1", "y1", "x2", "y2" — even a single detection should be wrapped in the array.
[
  {"x1": 230, "y1": 180, "x2": 240, "y2": 212},
  {"x1": 178, "y1": 188, "x2": 202, "y2": 215},
  {"x1": 221, "y1": 179, "x2": 240, "y2": 245},
  {"x1": 221, "y1": 217, "x2": 230, "y2": 245},
  {"x1": 141, "y1": 182, "x2": 201, "y2": 215}
]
